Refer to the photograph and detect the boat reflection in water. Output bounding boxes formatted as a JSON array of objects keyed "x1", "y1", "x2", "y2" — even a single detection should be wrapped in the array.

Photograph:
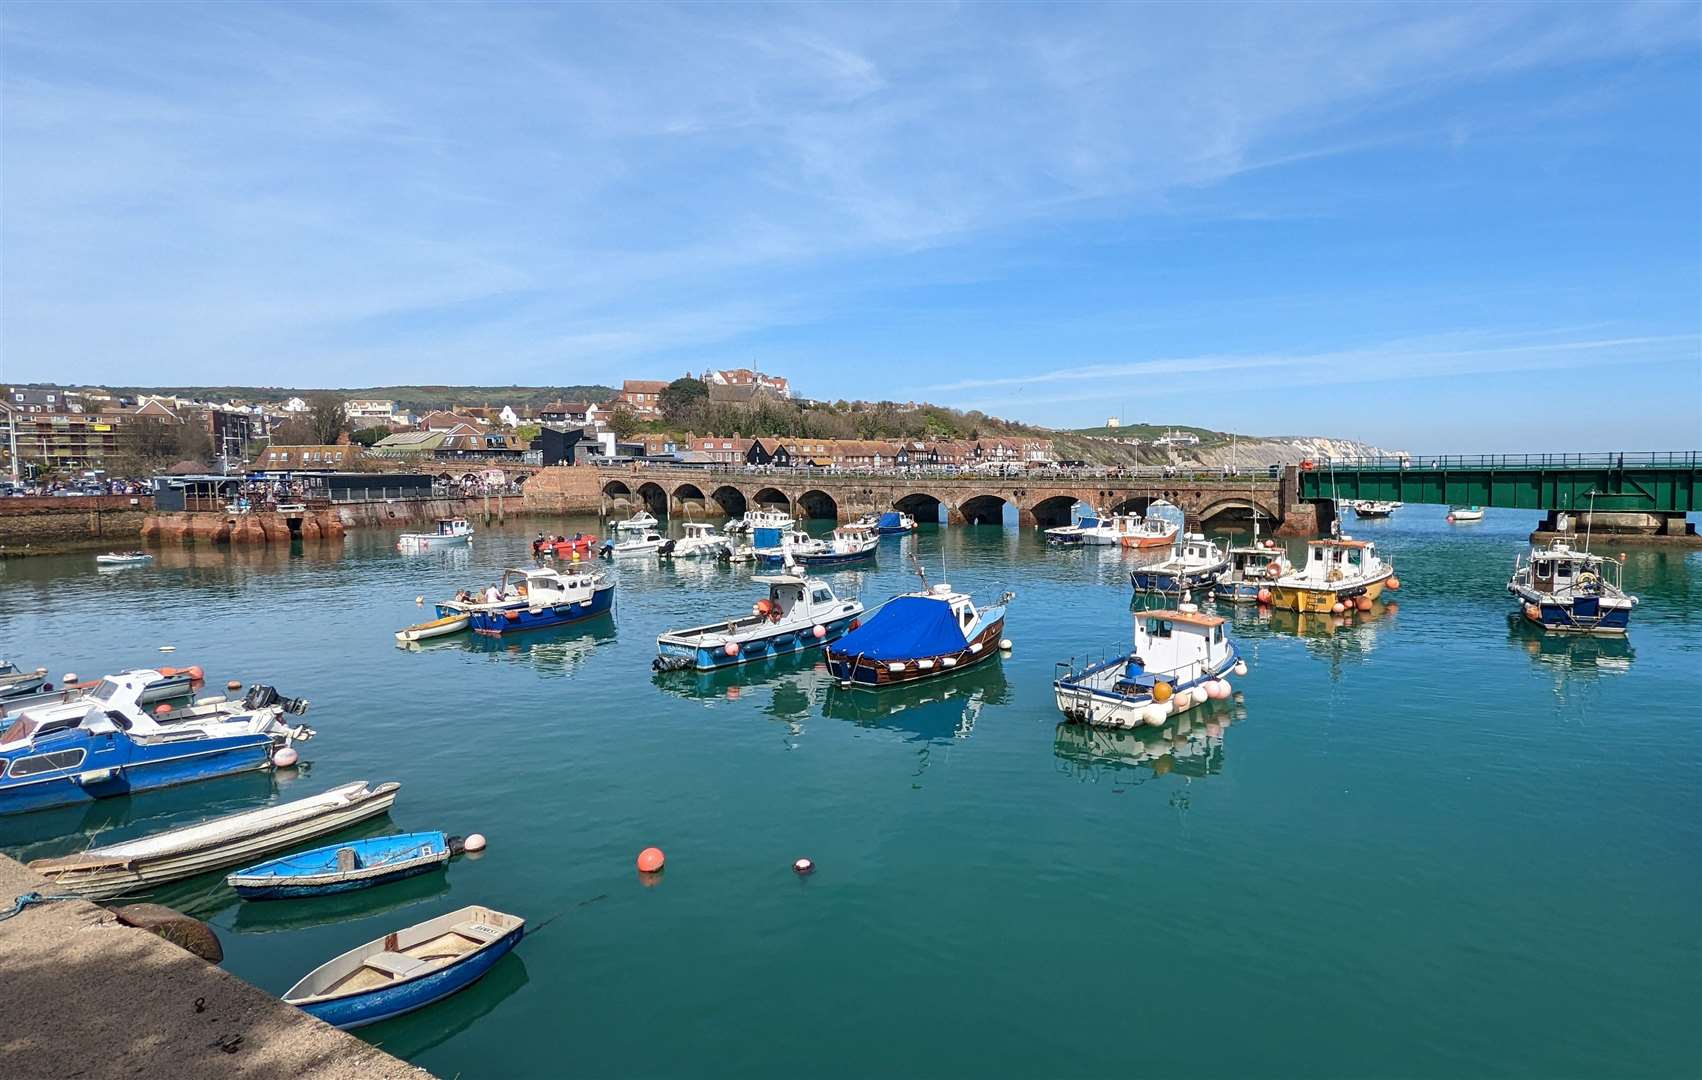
[
  {"x1": 400, "y1": 618, "x2": 616, "y2": 677},
  {"x1": 231, "y1": 863, "x2": 455, "y2": 934},
  {"x1": 1054, "y1": 701, "x2": 1246, "y2": 785},
  {"x1": 1506, "y1": 615, "x2": 1635, "y2": 677},
  {"x1": 821, "y1": 661, "x2": 1010, "y2": 744},
  {"x1": 363, "y1": 952, "x2": 530, "y2": 1061},
  {"x1": 1226, "y1": 597, "x2": 1400, "y2": 680}
]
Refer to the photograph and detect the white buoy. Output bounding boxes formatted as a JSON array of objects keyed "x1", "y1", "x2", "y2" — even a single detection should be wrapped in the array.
[
  {"x1": 62, "y1": 673, "x2": 78, "y2": 685},
  {"x1": 999, "y1": 639, "x2": 1013, "y2": 651},
  {"x1": 1233, "y1": 660, "x2": 1248, "y2": 677},
  {"x1": 463, "y1": 833, "x2": 488, "y2": 853},
  {"x1": 159, "y1": 645, "x2": 176, "y2": 652},
  {"x1": 415, "y1": 595, "x2": 424, "y2": 605},
  {"x1": 271, "y1": 747, "x2": 299, "y2": 768}
]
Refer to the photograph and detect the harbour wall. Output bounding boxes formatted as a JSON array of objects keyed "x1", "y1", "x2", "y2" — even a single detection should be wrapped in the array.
[
  {"x1": 141, "y1": 496, "x2": 527, "y2": 547},
  {"x1": 0, "y1": 853, "x2": 434, "y2": 1080},
  {"x1": 0, "y1": 495, "x2": 153, "y2": 557},
  {"x1": 519, "y1": 464, "x2": 608, "y2": 514}
]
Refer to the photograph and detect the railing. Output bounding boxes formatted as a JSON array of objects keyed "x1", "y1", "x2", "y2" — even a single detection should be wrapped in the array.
[
  {"x1": 1314, "y1": 451, "x2": 1699, "y2": 470},
  {"x1": 590, "y1": 461, "x2": 1282, "y2": 484}
]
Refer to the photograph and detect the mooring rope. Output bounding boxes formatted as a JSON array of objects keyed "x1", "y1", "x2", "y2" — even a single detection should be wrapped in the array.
[{"x1": 0, "y1": 891, "x2": 80, "y2": 921}]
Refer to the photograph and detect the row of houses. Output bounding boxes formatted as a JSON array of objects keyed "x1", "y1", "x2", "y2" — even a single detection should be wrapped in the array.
[
  {"x1": 3, "y1": 387, "x2": 273, "y2": 477},
  {"x1": 649, "y1": 435, "x2": 1056, "y2": 469}
]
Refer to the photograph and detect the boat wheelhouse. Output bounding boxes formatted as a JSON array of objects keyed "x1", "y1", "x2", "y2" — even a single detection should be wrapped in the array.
[
  {"x1": 1213, "y1": 542, "x2": 1293, "y2": 603},
  {"x1": 1265, "y1": 537, "x2": 1395, "y2": 613},
  {"x1": 1507, "y1": 539, "x2": 1637, "y2": 634},
  {"x1": 655, "y1": 574, "x2": 864, "y2": 671},
  {"x1": 1129, "y1": 533, "x2": 1228, "y2": 593},
  {"x1": 666, "y1": 522, "x2": 732, "y2": 559},
  {"x1": 1118, "y1": 516, "x2": 1179, "y2": 550},
  {"x1": 825, "y1": 583, "x2": 1011, "y2": 688},
  {"x1": 397, "y1": 518, "x2": 473, "y2": 552},
  {"x1": 752, "y1": 527, "x2": 823, "y2": 565},
  {"x1": 453, "y1": 567, "x2": 614, "y2": 635},
  {"x1": 727, "y1": 508, "x2": 794, "y2": 535},
  {"x1": 1054, "y1": 605, "x2": 1246, "y2": 729}
]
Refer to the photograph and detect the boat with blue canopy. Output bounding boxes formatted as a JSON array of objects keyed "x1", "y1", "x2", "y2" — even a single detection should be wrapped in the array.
[
  {"x1": 826, "y1": 579, "x2": 1011, "y2": 689},
  {"x1": 854, "y1": 511, "x2": 918, "y2": 535},
  {"x1": 228, "y1": 830, "x2": 456, "y2": 900},
  {"x1": 284, "y1": 904, "x2": 524, "y2": 1029}
]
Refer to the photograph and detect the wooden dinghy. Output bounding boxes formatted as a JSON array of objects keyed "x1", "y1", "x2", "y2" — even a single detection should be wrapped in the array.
[
  {"x1": 395, "y1": 613, "x2": 470, "y2": 643},
  {"x1": 228, "y1": 830, "x2": 455, "y2": 900},
  {"x1": 28, "y1": 781, "x2": 400, "y2": 900},
  {"x1": 284, "y1": 904, "x2": 525, "y2": 1029}
]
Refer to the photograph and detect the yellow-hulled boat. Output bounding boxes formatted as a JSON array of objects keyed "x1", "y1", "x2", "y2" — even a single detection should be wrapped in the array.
[
  {"x1": 1265, "y1": 537, "x2": 1398, "y2": 613},
  {"x1": 394, "y1": 612, "x2": 470, "y2": 643}
]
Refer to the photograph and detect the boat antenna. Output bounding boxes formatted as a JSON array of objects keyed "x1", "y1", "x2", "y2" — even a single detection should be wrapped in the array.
[
  {"x1": 910, "y1": 551, "x2": 930, "y2": 592},
  {"x1": 1582, "y1": 490, "x2": 1597, "y2": 554}
]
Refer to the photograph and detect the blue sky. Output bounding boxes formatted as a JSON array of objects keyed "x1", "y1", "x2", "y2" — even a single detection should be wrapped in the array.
[{"x1": 2, "y1": 1, "x2": 1698, "y2": 450}]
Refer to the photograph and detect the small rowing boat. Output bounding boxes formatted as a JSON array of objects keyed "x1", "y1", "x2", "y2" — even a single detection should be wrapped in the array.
[
  {"x1": 228, "y1": 830, "x2": 455, "y2": 900},
  {"x1": 0, "y1": 660, "x2": 48, "y2": 700},
  {"x1": 95, "y1": 551, "x2": 153, "y2": 565},
  {"x1": 395, "y1": 613, "x2": 470, "y2": 643},
  {"x1": 28, "y1": 780, "x2": 399, "y2": 900},
  {"x1": 284, "y1": 904, "x2": 525, "y2": 1029}
]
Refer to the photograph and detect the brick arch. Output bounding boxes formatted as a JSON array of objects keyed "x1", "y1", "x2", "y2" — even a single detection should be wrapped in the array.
[
  {"x1": 1028, "y1": 494, "x2": 1081, "y2": 529},
  {"x1": 796, "y1": 489, "x2": 838, "y2": 520},
  {"x1": 709, "y1": 485, "x2": 748, "y2": 518},
  {"x1": 671, "y1": 481, "x2": 708, "y2": 515},
  {"x1": 1195, "y1": 496, "x2": 1281, "y2": 528},
  {"x1": 894, "y1": 491, "x2": 946, "y2": 523},
  {"x1": 752, "y1": 486, "x2": 792, "y2": 513},
  {"x1": 957, "y1": 493, "x2": 1011, "y2": 526}
]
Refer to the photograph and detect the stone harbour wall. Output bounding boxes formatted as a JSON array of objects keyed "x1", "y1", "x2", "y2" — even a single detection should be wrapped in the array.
[
  {"x1": 140, "y1": 496, "x2": 528, "y2": 546},
  {"x1": 0, "y1": 495, "x2": 153, "y2": 556},
  {"x1": 521, "y1": 464, "x2": 606, "y2": 514}
]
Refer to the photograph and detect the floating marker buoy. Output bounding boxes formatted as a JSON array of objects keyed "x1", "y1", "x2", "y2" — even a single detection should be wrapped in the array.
[
  {"x1": 62, "y1": 673, "x2": 78, "y2": 685},
  {"x1": 999, "y1": 639, "x2": 1013, "y2": 651},
  {"x1": 271, "y1": 747, "x2": 299, "y2": 768},
  {"x1": 724, "y1": 641, "x2": 740, "y2": 657},
  {"x1": 463, "y1": 833, "x2": 487, "y2": 853},
  {"x1": 416, "y1": 596, "x2": 424, "y2": 605},
  {"x1": 228, "y1": 680, "x2": 242, "y2": 691},
  {"x1": 154, "y1": 703, "x2": 172, "y2": 716},
  {"x1": 160, "y1": 645, "x2": 176, "y2": 653},
  {"x1": 636, "y1": 847, "x2": 665, "y2": 873},
  {"x1": 188, "y1": 665, "x2": 204, "y2": 681},
  {"x1": 793, "y1": 858, "x2": 814, "y2": 876},
  {"x1": 1385, "y1": 577, "x2": 1400, "y2": 591},
  {"x1": 812, "y1": 625, "x2": 826, "y2": 639}
]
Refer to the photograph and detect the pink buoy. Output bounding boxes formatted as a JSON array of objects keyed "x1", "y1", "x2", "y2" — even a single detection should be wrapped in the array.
[
  {"x1": 463, "y1": 833, "x2": 487, "y2": 853},
  {"x1": 812, "y1": 625, "x2": 826, "y2": 639},
  {"x1": 188, "y1": 665, "x2": 205, "y2": 681},
  {"x1": 227, "y1": 680, "x2": 242, "y2": 691},
  {"x1": 271, "y1": 746, "x2": 299, "y2": 768},
  {"x1": 724, "y1": 641, "x2": 740, "y2": 657},
  {"x1": 793, "y1": 858, "x2": 815, "y2": 876},
  {"x1": 1331, "y1": 602, "x2": 1345, "y2": 614}
]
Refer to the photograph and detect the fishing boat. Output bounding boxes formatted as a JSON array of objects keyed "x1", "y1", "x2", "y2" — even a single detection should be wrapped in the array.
[
  {"x1": 654, "y1": 574, "x2": 864, "y2": 671},
  {"x1": 1118, "y1": 516, "x2": 1179, "y2": 550},
  {"x1": 1129, "y1": 533, "x2": 1229, "y2": 593},
  {"x1": 752, "y1": 527, "x2": 822, "y2": 565},
  {"x1": 854, "y1": 511, "x2": 918, "y2": 535},
  {"x1": 1054, "y1": 605, "x2": 1247, "y2": 729},
  {"x1": 1265, "y1": 536, "x2": 1397, "y2": 613},
  {"x1": 533, "y1": 533, "x2": 598, "y2": 562},
  {"x1": 1213, "y1": 541, "x2": 1293, "y2": 603},
  {"x1": 1447, "y1": 505, "x2": 1485, "y2": 523},
  {"x1": 603, "y1": 531, "x2": 673, "y2": 558},
  {"x1": 1045, "y1": 505, "x2": 1104, "y2": 545},
  {"x1": 613, "y1": 510, "x2": 659, "y2": 532},
  {"x1": 394, "y1": 612, "x2": 471, "y2": 644},
  {"x1": 1350, "y1": 501, "x2": 1400, "y2": 518},
  {"x1": 228, "y1": 830, "x2": 455, "y2": 900},
  {"x1": 0, "y1": 672, "x2": 314, "y2": 817},
  {"x1": 0, "y1": 660, "x2": 48, "y2": 700},
  {"x1": 95, "y1": 551, "x2": 153, "y2": 565},
  {"x1": 726, "y1": 508, "x2": 794, "y2": 535},
  {"x1": 398, "y1": 519, "x2": 473, "y2": 552},
  {"x1": 459, "y1": 567, "x2": 614, "y2": 635},
  {"x1": 664, "y1": 522, "x2": 732, "y2": 560},
  {"x1": 793, "y1": 526, "x2": 878, "y2": 567},
  {"x1": 283, "y1": 904, "x2": 524, "y2": 1029},
  {"x1": 1507, "y1": 539, "x2": 1637, "y2": 634},
  {"x1": 825, "y1": 579, "x2": 1011, "y2": 689},
  {"x1": 27, "y1": 780, "x2": 398, "y2": 899},
  {"x1": 2, "y1": 666, "x2": 201, "y2": 711}
]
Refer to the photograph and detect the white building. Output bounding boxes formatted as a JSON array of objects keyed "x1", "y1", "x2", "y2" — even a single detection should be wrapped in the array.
[
  {"x1": 344, "y1": 399, "x2": 397, "y2": 424},
  {"x1": 279, "y1": 397, "x2": 309, "y2": 413},
  {"x1": 1152, "y1": 429, "x2": 1202, "y2": 448}
]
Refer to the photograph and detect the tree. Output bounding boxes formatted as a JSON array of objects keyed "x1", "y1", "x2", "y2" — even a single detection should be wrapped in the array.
[
  {"x1": 306, "y1": 393, "x2": 347, "y2": 445},
  {"x1": 607, "y1": 406, "x2": 641, "y2": 440},
  {"x1": 659, "y1": 377, "x2": 708, "y2": 424},
  {"x1": 350, "y1": 425, "x2": 391, "y2": 447}
]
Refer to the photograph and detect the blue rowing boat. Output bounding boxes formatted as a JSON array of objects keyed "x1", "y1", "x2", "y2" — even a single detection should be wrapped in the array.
[
  {"x1": 227, "y1": 831, "x2": 455, "y2": 900},
  {"x1": 284, "y1": 905, "x2": 525, "y2": 1029}
]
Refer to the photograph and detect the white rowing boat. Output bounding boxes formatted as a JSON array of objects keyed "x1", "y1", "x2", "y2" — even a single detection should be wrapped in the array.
[
  {"x1": 28, "y1": 781, "x2": 400, "y2": 900},
  {"x1": 395, "y1": 613, "x2": 470, "y2": 643}
]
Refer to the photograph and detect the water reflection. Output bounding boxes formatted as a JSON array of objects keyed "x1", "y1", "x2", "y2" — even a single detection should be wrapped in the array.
[
  {"x1": 366, "y1": 953, "x2": 531, "y2": 1061},
  {"x1": 820, "y1": 661, "x2": 1011, "y2": 744},
  {"x1": 0, "y1": 768, "x2": 284, "y2": 855},
  {"x1": 1505, "y1": 615, "x2": 1635, "y2": 677},
  {"x1": 228, "y1": 863, "x2": 454, "y2": 934},
  {"x1": 1053, "y1": 702, "x2": 1246, "y2": 784},
  {"x1": 1225, "y1": 598, "x2": 1400, "y2": 679},
  {"x1": 399, "y1": 619, "x2": 616, "y2": 677}
]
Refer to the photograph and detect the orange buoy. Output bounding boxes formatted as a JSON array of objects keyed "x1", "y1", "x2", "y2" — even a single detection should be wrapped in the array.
[
  {"x1": 228, "y1": 679, "x2": 242, "y2": 691},
  {"x1": 724, "y1": 641, "x2": 740, "y2": 657},
  {"x1": 1256, "y1": 588, "x2": 1272, "y2": 604},
  {"x1": 188, "y1": 665, "x2": 204, "y2": 681},
  {"x1": 1355, "y1": 596, "x2": 1373, "y2": 612},
  {"x1": 1618, "y1": 552, "x2": 1627, "y2": 562},
  {"x1": 1385, "y1": 577, "x2": 1400, "y2": 591},
  {"x1": 636, "y1": 847, "x2": 665, "y2": 873},
  {"x1": 1152, "y1": 681, "x2": 1173, "y2": 703}
]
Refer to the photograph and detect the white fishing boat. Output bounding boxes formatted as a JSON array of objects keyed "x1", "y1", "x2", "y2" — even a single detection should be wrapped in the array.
[
  {"x1": 726, "y1": 508, "x2": 794, "y2": 535},
  {"x1": 1213, "y1": 540, "x2": 1294, "y2": 603},
  {"x1": 394, "y1": 612, "x2": 471, "y2": 643},
  {"x1": 655, "y1": 574, "x2": 865, "y2": 671},
  {"x1": 664, "y1": 523, "x2": 731, "y2": 560},
  {"x1": 1054, "y1": 605, "x2": 1246, "y2": 729},
  {"x1": 1129, "y1": 533, "x2": 1229, "y2": 592},
  {"x1": 95, "y1": 551, "x2": 153, "y2": 566},
  {"x1": 397, "y1": 519, "x2": 472, "y2": 552},
  {"x1": 28, "y1": 781, "x2": 399, "y2": 900},
  {"x1": 613, "y1": 510, "x2": 659, "y2": 532},
  {"x1": 1448, "y1": 505, "x2": 1485, "y2": 522},
  {"x1": 1350, "y1": 501, "x2": 1400, "y2": 518}
]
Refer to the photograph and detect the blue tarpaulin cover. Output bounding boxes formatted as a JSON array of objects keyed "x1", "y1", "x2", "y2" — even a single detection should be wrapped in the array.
[
  {"x1": 832, "y1": 595, "x2": 967, "y2": 661},
  {"x1": 753, "y1": 527, "x2": 783, "y2": 548},
  {"x1": 878, "y1": 511, "x2": 902, "y2": 528}
]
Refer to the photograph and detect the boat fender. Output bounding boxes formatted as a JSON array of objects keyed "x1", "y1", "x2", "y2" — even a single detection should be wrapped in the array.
[
  {"x1": 812, "y1": 625, "x2": 827, "y2": 639},
  {"x1": 271, "y1": 747, "x2": 299, "y2": 768},
  {"x1": 1265, "y1": 563, "x2": 1282, "y2": 579},
  {"x1": 505, "y1": 610, "x2": 520, "y2": 621},
  {"x1": 1232, "y1": 660, "x2": 1248, "y2": 677}
]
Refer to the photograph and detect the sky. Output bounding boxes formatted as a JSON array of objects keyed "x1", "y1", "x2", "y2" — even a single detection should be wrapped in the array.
[{"x1": 2, "y1": 1, "x2": 1699, "y2": 451}]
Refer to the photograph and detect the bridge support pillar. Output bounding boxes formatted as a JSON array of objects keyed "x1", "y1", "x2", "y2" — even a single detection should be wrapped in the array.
[
  {"x1": 1276, "y1": 499, "x2": 1333, "y2": 537},
  {"x1": 1017, "y1": 507, "x2": 1037, "y2": 527},
  {"x1": 946, "y1": 505, "x2": 967, "y2": 526},
  {"x1": 1534, "y1": 509, "x2": 1698, "y2": 543}
]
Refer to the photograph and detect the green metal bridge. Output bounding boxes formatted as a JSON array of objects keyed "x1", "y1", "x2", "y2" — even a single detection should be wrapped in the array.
[{"x1": 1298, "y1": 452, "x2": 1699, "y2": 535}]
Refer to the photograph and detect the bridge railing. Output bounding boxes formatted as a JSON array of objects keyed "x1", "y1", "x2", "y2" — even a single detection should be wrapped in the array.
[
  {"x1": 1313, "y1": 451, "x2": 1698, "y2": 470},
  {"x1": 591, "y1": 460, "x2": 1280, "y2": 483}
]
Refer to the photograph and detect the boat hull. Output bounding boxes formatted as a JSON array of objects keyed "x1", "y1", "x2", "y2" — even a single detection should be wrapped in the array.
[
  {"x1": 297, "y1": 923, "x2": 523, "y2": 1030},
  {"x1": 396, "y1": 614, "x2": 469, "y2": 643},
  {"x1": 793, "y1": 547, "x2": 877, "y2": 567},
  {"x1": 1119, "y1": 533, "x2": 1176, "y2": 550},
  {"x1": 1265, "y1": 572, "x2": 1390, "y2": 613},
  {"x1": 826, "y1": 617, "x2": 1005, "y2": 689},
  {"x1": 1511, "y1": 591, "x2": 1633, "y2": 635},
  {"x1": 1130, "y1": 565, "x2": 1225, "y2": 592},
  {"x1": 470, "y1": 585, "x2": 613, "y2": 635},
  {"x1": 658, "y1": 611, "x2": 861, "y2": 671},
  {"x1": 0, "y1": 734, "x2": 280, "y2": 817},
  {"x1": 1211, "y1": 579, "x2": 1270, "y2": 603},
  {"x1": 230, "y1": 832, "x2": 451, "y2": 900},
  {"x1": 398, "y1": 535, "x2": 470, "y2": 551}
]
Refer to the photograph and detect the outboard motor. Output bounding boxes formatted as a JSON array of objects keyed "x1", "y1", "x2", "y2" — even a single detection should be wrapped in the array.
[
  {"x1": 659, "y1": 539, "x2": 676, "y2": 556},
  {"x1": 243, "y1": 685, "x2": 311, "y2": 715}
]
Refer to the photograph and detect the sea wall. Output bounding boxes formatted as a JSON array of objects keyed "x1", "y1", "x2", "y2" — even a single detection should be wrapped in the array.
[
  {"x1": 521, "y1": 464, "x2": 605, "y2": 514},
  {"x1": 0, "y1": 853, "x2": 433, "y2": 1080},
  {"x1": 141, "y1": 496, "x2": 528, "y2": 546},
  {"x1": 0, "y1": 495, "x2": 153, "y2": 557}
]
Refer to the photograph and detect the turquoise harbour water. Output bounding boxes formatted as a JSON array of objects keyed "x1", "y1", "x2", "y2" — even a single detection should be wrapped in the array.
[{"x1": 2, "y1": 510, "x2": 1698, "y2": 1078}]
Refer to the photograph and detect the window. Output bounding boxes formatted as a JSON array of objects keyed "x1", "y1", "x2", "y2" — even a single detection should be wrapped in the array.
[
  {"x1": 812, "y1": 589, "x2": 832, "y2": 604},
  {"x1": 1147, "y1": 618, "x2": 1173, "y2": 638},
  {"x1": 90, "y1": 679, "x2": 121, "y2": 702},
  {"x1": 7, "y1": 748, "x2": 87, "y2": 778},
  {"x1": 1213, "y1": 626, "x2": 1224, "y2": 643}
]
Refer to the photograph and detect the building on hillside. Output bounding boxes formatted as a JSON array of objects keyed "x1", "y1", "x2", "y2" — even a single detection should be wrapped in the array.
[
  {"x1": 539, "y1": 401, "x2": 602, "y2": 427},
  {"x1": 370, "y1": 430, "x2": 451, "y2": 458},
  {"x1": 702, "y1": 368, "x2": 791, "y2": 398},
  {"x1": 253, "y1": 444, "x2": 365, "y2": 470},
  {"x1": 3, "y1": 409, "x2": 129, "y2": 473},
  {"x1": 5, "y1": 387, "x2": 69, "y2": 414},
  {"x1": 1105, "y1": 417, "x2": 1121, "y2": 428},
  {"x1": 278, "y1": 396, "x2": 309, "y2": 413},
  {"x1": 686, "y1": 436, "x2": 753, "y2": 464},
  {"x1": 456, "y1": 404, "x2": 522, "y2": 428},
  {"x1": 343, "y1": 399, "x2": 397, "y2": 425},
  {"x1": 436, "y1": 430, "x2": 530, "y2": 461},
  {"x1": 615, "y1": 380, "x2": 669, "y2": 418},
  {"x1": 830, "y1": 440, "x2": 901, "y2": 469},
  {"x1": 1152, "y1": 429, "x2": 1201, "y2": 448},
  {"x1": 419, "y1": 410, "x2": 484, "y2": 431}
]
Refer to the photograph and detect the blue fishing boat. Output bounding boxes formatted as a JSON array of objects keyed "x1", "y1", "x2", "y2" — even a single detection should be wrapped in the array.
[
  {"x1": 826, "y1": 580, "x2": 1011, "y2": 688},
  {"x1": 752, "y1": 526, "x2": 820, "y2": 565},
  {"x1": 1508, "y1": 539, "x2": 1637, "y2": 634},
  {"x1": 451, "y1": 567, "x2": 613, "y2": 635},
  {"x1": 1129, "y1": 533, "x2": 1228, "y2": 593},
  {"x1": 0, "y1": 671, "x2": 313, "y2": 817},
  {"x1": 654, "y1": 574, "x2": 864, "y2": 671},
  {"x1": 793, "y1": 526, "x2": 878, "y2": 567},
  {"x1": 0, "y1": 660, "x2": 47, "y2": 700},
  {"x1": 854, "y1": 511, "x2": 917, "y2": 535},
  {"x1": 227, "y1": 831, "x2": 455, "y2": 900},
  {"x1": 284, "y1": 905, "x2": 525, "y2": 1029}
]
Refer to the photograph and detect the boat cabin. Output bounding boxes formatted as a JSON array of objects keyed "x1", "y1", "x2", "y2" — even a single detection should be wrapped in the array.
[
  {"x1": 682, "y1": 523, "x2": 720, "y2": 540},
  {"x1": 1169, "y1": 533, "x2": 1224, "y2": 565},
  {"x1": 434, "y1": 518, "x2": 470, "y2": 536},
  {"x1": 1132, "y1": 608, "x2": 1233, "y2": 684},
  {"x1": 1228, "y1": 545, "x2": 1286, "y2": 578},
  {"x1": 1292, "y1": 537, "x2": 1381, "y2": 583},
  {"x1": 1523, "y1": 541, "x2": 1618, "y2": 594},
  {"x1": 498, "y1": 566, "x2": 600, "y2": 604}
]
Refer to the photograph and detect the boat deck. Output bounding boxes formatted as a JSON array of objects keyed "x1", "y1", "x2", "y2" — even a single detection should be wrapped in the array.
[{"x1": 328, "y1": 923, "x2": 492, "y2": 995}]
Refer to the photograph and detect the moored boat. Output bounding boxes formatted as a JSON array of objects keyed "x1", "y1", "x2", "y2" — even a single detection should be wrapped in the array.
[
  {"x1": 95, "y1": 551, "x2": 153, "y2": 565},
  {"x1": 1045, "y1": 505, "x2": 1103, "y2": 545},
  {"x1": 398, "y1": 518, "x2": 473, "y2": 552},
  {"x1": 1212, "y1": 541, "x2": 1293, "y2": 603},
  {"x1": 753, "y1": 527, "x2": 822, "y2": 565},
  {"x1": 0, "y1": 672, "x2": 313, "y2": 817},
  {"x1": 825, "y1": 581, "x2": 1011, "y2": 688},
  {"x1": 1507, "y1": 539, "x2": 1636, "y2": 634},
  {"x1": 613, "y1": 510, "x2": 659, "y2": 532},
  {"x1": 461, "y1": 567, "x2": 614, "y2": 635},
  {"x1": 1447, "y1": 505, "x2": 1485, "y2": 523},
  {"x1": 0, "y1": 660, "x2": 48, "y2": 700},
  {"x1": 395, "y1": 612, "x2": 471, "y2": 643},
  {"x1": 283, "y1": 904, "x2": 524, "y2": 1029},
  {"x1": 726, "y1": 508, "x2": 793, "y2": 535},
  {"x1": 28, "y1": 780, "x2": 399, "y2": 899},
  {"x1": 654, "y1": 574, "x2": 864, "y2": 671},
  {"x1": 1117, "y1": 516, "x2": 1179, "y2": 550},
  {"x1": 603, "y1": 531, "x2": 673, "y2": 558},
  {"x1": 228, "y1": 830, "x2": 455, "y2": 900},
  {"x1": 854, "y1": 510, "x2": 918, "y2": 535},
  {"x1": 1054, "y1": 605, "x2": 1246, "y2": 729},
  {"x1": 1129, "y1": 533, "x2": 1228, "y2": 593},
  {"x1": 1350, "y1": 501, "x2": 1400, "y2": 518},
  {"x1": 1265, "y1": 536, "x2": 1398, "y2": 613},
  {"x1": 665, "y1": 522, "x2": 732, "y2": 560},
  {"x1": 793, "y1": 526, "x2": 878, "y2": 566}
]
